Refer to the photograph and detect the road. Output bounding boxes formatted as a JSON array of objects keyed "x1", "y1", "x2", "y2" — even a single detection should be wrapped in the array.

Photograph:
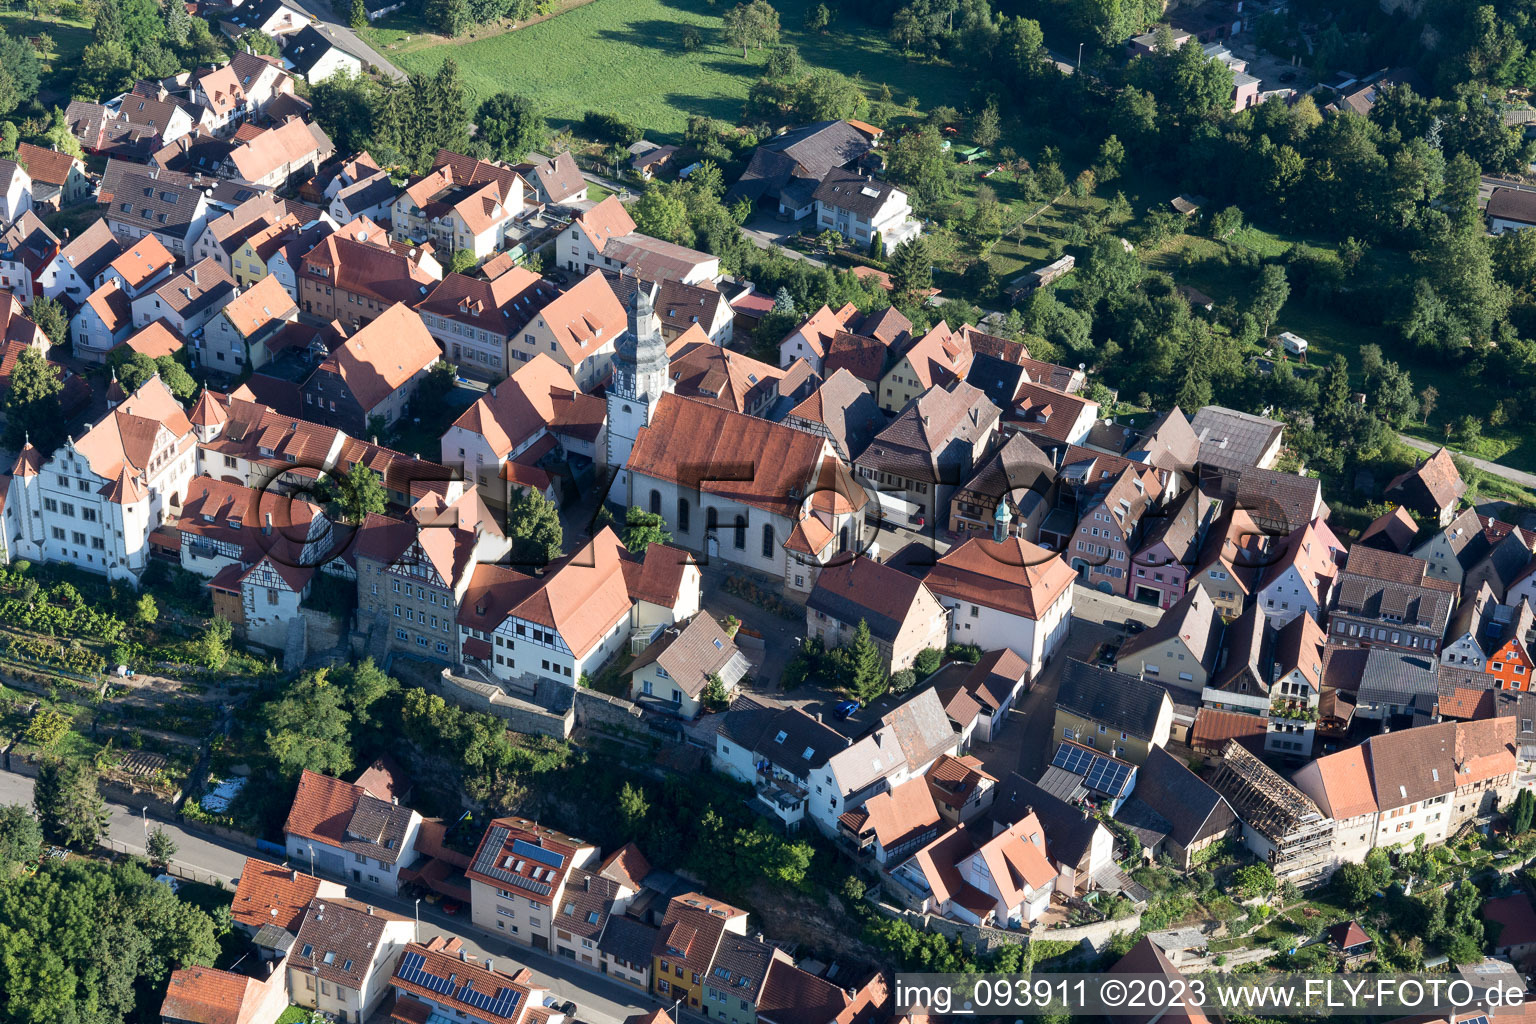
[
  {"x1": 282, "y1": 0, "x2": 406, "y2": 79},
  {"x1": 1397, "y1": 433, "x2": 1536, "y2": 491},
  {"x1": 0, "y1": 769, "x2": 660, "y2": 1024}
]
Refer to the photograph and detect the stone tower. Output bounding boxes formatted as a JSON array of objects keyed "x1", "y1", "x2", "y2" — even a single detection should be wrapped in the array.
[{"x1": 606, "y1": 277, "x2": 673, "y2": 500}]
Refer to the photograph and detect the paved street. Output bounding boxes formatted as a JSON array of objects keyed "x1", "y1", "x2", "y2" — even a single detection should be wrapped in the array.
[
  {"x1": 0, "y1": 769, "x2": 660, "y2": 1024},
  {"x1": 281, "y1": 0, "x2": 406, "y2": 79},
  {"x1": 1397, "y1": 432, "x2": 1536, "y2": 491}
]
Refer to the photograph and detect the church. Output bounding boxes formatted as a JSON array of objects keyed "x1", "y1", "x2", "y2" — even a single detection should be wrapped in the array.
[{"x1": 611, "y1": 283, "x2": 872, "y2": 596}]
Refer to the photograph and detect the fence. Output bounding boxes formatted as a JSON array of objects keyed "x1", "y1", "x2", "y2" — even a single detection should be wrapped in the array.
[{"x1": 98, "y1": 836, "x2": 233, "y2": 887}]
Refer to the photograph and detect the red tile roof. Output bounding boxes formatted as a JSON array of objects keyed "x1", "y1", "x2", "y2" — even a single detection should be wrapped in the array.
[
  {"x1": 159, "y1": 966, "x2": 267, "y2": 1024},
  {"x1": 232, "y1": 856, "x2": 327, "y2": 931},
  {"x1": 924, "y1": 536, "x2": 1076, "y2": 621}
]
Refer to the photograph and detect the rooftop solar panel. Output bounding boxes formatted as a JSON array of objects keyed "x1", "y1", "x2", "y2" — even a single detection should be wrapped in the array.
[{"x1": 512, "y1": 838, "x2": 565, "y2": 869}]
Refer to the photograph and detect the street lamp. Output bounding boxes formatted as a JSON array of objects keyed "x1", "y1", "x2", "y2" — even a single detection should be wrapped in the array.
[
  {"x1": 307, "y1": 843, "x2": 315, "y2": 876},
  {"x1": 414, "y1": 898, "x2": 421, "y2": 943},
  {"x1": 141, "y1": 807, "x2": 149, "y2": 845},
  {"x1": 1077, "y1": 41, "x2": 1084, "y2": 68}
]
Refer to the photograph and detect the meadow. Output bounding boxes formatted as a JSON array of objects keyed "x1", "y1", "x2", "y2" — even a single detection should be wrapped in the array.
[{"x1": 359, "y1": 0, "x2": 972, "y2": 136}]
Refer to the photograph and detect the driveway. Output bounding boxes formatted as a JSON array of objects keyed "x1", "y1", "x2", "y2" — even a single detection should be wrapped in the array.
[
  {"x1": 740, "y1": 212, "x2": 826, "y2": 267},
  {"x1": 282, "y1": 0, "x2": 406, "y2": 79},
  {"x1": 1398, "y1": 433, "x2": 1536, "y2": 491}
]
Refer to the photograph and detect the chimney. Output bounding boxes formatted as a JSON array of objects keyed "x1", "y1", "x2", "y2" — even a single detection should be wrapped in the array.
[
  {"x1": 291, "y1": 868, "x2": 299, "y2": 881},
  {"x1": 190, "y1": 266, "x2": 198, "y2": 285},
  {"x1": 459, "y1": 949, "x2": 469, "y2": 962},
  {"x1": 367, "y1": 905, "x2": 375, "y2": 915},
  {"x1": 486, "y1": 959, "x2": 493, "y2": 972}
]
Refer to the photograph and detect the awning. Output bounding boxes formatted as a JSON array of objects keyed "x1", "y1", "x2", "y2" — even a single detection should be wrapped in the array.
[{"x1": 463, "y1": 637, "x2": 492, "y2": 660}]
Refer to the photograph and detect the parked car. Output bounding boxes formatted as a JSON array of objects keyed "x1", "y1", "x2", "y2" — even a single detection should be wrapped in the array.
[
  {"x1": 441, "y1": 900, "x2": 461, "y2": 915},
  {"x1": 559, "y1": 1001, "x2": 578, "y2": 1017},
  {"x1": 1279, "y1": 70, "x2": 1297, "y2": 82},
  {"x1": 1124, "y1": 618, "x2": 1147, "y2": 635},
  {"x1": 833, "y1": 699, "x2": 861, "y2": 720}
]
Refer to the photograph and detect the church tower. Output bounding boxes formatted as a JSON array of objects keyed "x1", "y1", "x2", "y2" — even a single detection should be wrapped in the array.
[{"x1": 606, "y1": 277, "x2": 672, "y2": 501}]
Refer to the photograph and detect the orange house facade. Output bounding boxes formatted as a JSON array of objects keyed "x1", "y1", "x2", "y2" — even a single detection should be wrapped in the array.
[{"x1": 1488, "y1": 637, "x2": 1535, "y2": 690}]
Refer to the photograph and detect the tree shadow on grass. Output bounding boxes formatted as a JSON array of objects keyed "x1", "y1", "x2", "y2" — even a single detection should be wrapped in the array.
[
  {"x1": 595, "y1": 18, "x2": 716, "y2": 52},
  {"x1": 663, "y1": 91, "x2": 748, "y2": 122}
]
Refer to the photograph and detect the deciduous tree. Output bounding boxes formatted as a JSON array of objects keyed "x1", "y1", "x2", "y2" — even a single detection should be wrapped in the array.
[
  {"x1": 722, "y1": 0, "x2": 781, "y2": 57},
  {"x1": 507, "y1": 486, "x2": 563, "y2": 565}
]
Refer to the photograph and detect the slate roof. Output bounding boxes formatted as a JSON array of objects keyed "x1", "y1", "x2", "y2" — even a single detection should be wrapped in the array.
[
  {"x1": 103, "y1": 167, "x2": 205, "y2": 237},
  {"x1": 812, "y1": 168, "x2": 901, "y2": 218},
  {"x1": 1333, "y1": 546, "x2": 1458, "y2": 633},
  {"x1": 729, "y1": 120, "x2": 872, "y2": 203},
  {"x1": 1189, "y1": 405, "x2": 1283, "y2": 470},
  {"x1": 785, "y1": 367, "x2": 885, "y2": 461},
  {"x1": 1118, "y1": 582, "x2": 1223, "y2": 673},
  {"x1": 1122, "y1": 745, "x2": 1235, "y2": 849},
  {"x1": 990, "y1": 771, "x2": 1103, "y2": 868},
  {"x1": 1358, "y1": 505, "x2": 1419, "y2": 553},
  {"x1": 1133, "y1": 407, "x2": 1203, "y2": 471},
  {"x1": 1234, "y1": 467, "x2": 1324, "y2": 533},
  {"x1": 289, "y1": 897, "x2": 405, "y2": 991},
  {"x1": 599, "y1": 915, "x2": 659, "y2": 968},
  {"x1": 806, "y1": 556, "x2": 936, "y2": 644},
  {"x1": 1056, "y1": 660, "x2": 1170, "y2": 738},
  {"x1": 708, "y1": 935, "x2": 783, "y2": 1004},
  {"x1": 719, "y1": 704, "x2": 849, "y2": 777},
  {"x1": 284, "y1": 25, "x2": 361, "y2": 77},
  {"x1": 1489, "y1": 187, "x2": 1536, "y2": 225}
]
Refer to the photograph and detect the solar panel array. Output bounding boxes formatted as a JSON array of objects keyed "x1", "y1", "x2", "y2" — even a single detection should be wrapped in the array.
[
  {"x1": 469, "y1": 828, "x2": 555, "y2": 896},
  {"x1": 512, "y1": 838, "x2": 565, "y2": 870},
  {"x1": 397, "y1": 951, "x2": 525, "y2": 1022},
  {"x1": 1051, "y1": 743, "x2": 1133, "y2": 796}
]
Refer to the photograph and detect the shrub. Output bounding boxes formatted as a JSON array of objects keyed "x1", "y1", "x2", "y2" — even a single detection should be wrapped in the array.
[
  {"x1": 913, "y1": 647, "x2": 943, "y2": 677},
  {"x1": 888, "y1": 668, "x2": 916, "y2": 693}
]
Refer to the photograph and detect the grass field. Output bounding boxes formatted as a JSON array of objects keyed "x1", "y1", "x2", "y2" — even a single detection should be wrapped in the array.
[
  {"x1": 359, "y1": 0, "x2": 972, "y2": 136},
  {"x1": 0, "y1": 10, "x2": 93, "y2": 104}
]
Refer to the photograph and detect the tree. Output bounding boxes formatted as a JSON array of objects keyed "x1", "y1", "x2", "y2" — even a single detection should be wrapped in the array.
[
  {"x1": 349, "y1": 0, "x2": 368, "y2": 28},
  {"x1": 1210, "y1": 205, "x2": 1243, "y2": 240},
  {"x1": 1248, "y1": 263, "x2": 1290, "y2": 338},
  {"x1": 0, "y1": 122, "x2": 15, "y2": 158},
  {"x1": 682, "y1": 25, "x2": 702, "y2": 50},
  {"x1": 507, "y1": 486, "x2": 563, "y2": 565},
  {"x1": 817, "y1": 228, "x2": 842, "y2": 254},
  {"x1": 195, "y1": 616, "x2": 233, "y2": 670},
  {"x1": 0, "y1": 804, "x2": 42, "y2": 870},
  {"x1": 477, "y1": 92, "x2": 548, "y2": 163},
  {"x1": 701, "y1": 674, "x2": 731, "y2": 711},
  {"x1": 885, "y1": 129, "x2": 956, "y2": 206},
  {"x1": 889, "y1": 237, "x2": 931, "y2": 302},
  {"x1": 868, "y1": 231, "x2": 885, "y2": 260},
  {"x1": 1368, "y1": 360, "x2": 1418, "y2": 427},
  {"x1": 845, "y1": 619, "x2": 886, "y2": 704},
  {"x1": 146, "y1": 825, "x2": 177, "y2": 867},
  {"x1": 322, "y1": 461, "x2": 387, "y2": 525},
  {"x1": 631, "y1": 182, "x2": 693, "y2": 245},
  {"x1": 804, "y1": 2, "x2": 831, "y2": 31},
  {"x1": 1512, "y1": 788, "x2": 1536, "y2": 835},
  {"x1": 264, "y1": 667, "x2": 355, "y2": 778},
  {"x1": 722, "y1": 0, "x2": 780, "y2": 56},
  {"x1": 311, "y1": 72, "x2": 383, "y2": 157},
  {"x1": 914, "y1": 647, "x2": 943, "y2": 677},
  {"x1": 617, "y1": 781, "x2": 649, "y2": 835},
  {"x1": 1331, "y1": 861, "x2": 1374, "y2": 909},
  {"x1": 155, "y1": 355, "x2": 196, "y2": 400},
  {"x1": 135, "y1": 593, "x2": 159, "y2": 626},
  {"x1": 1233, "y1": 863, "x2": 1277, "y2": 900},
  {"x1": 972, "y1": 101, "x2": 1000, "y2": 149},
  {"x1": 238, "y1": 30, "x2": 281, "y2": 56},
  {"x1": 23, "y1": 708, "x2": 71, "y2": 751},
  {"x1": 34, "y1": 758, "x2": 108, "y2": 850},
  {"x1": 623, "y1": 506, "x2": 671, "y2": 550},
  {"x1": 1420, "y1": 385, "x2": 1439, "y2": 424},
  {"x1": 431, "y1": 0, "x2": 472, "y2": 35},
  {"x1": 25, "y1": 296, "x2": 66, "y2": 348},
  {"x1": 162, "y1": 0, "x2": 190, "y2": 46},
  {"x1": 2, "y1": 346, "x2": 62, "y2": 451}
]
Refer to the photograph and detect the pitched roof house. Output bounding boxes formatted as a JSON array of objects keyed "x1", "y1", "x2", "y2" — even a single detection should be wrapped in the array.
[
  {"x1": 854, "y1": 380, "x2": 999, "y2": 525},
  {"x1": 1329, "y1": 546, "x2": 1459, "y2": 655},
  {"x1": 300, "y1": 302, "x2": 440, "y2": 435},
  {"x1": 465, "y1": 816, "x2": 599, "y2": 951},
  {"x1": 1386, "y1": 447, "x2": 1465, "y2": 526},
  {"x1": 1114, "y1": 583, "x2": 1223, "y2": 694},
  {"x1": 283, "y1": 768, "x2": 423, "y2": 893},
  {"x1": 783, "y1": 367, "x2": 886, "y2": 462},
  {"x1": 626, "y1": 613, "x2": 749, "y2": 719},
  {"x1": 925, "y1": 535, "x2": 1076, "y2": 667},
  {"x1": 1114, "y1": 745, "x2": 1236, "y2": 868},
  {"x1": 1053, "y1": 660, "x2": 1175, "y2": 764},
  {"x1": 286, "y1": 897, "x2": 414, "y2": 1022},
  {"x1": 805, "y1": 556, "x2": 949, "y2": 675}
]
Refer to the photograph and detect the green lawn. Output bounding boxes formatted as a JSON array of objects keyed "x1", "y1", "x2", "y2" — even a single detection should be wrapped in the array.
[
  {"x1": 0, "y1": 10, "x2": 93, "y2": 104},
  {"x1": 360, "y1": 0, "x2": 971, "y2": 137}
]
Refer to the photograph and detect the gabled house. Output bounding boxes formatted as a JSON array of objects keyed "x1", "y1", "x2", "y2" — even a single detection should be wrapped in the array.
[
  {"x1": 328, "y1": 167, "x2": 396, "y2": 225},
  {"x1": 283, "y1": 768, "x2": 423, "y2": 893},
  {"x1": 0, "y1": 211, "x2": 59, "y2": 304},
  {"x1": 777, "y1": 301, "x2": 861, "y2": 373},
  {"x1": 1207, "y1": 740, "x2": 1334, "y2": 883},
  {"x1": 1442, "y1": 580, "x2": 1497, "y2": 672},
  {"x1": 988, "y1": 773, "x2": 1115, "y2": 897},
  {"x1": 15, "y1": 143, "x2": 90, "y2": 208},
  {"x1": 651, "y1": 893, "x2": 749, "y2": 1009},
  {"x1": 417, "y1": 267, "x2": 560, "y2": 379},
  {"x1": 783, "y1": 367, "x2": 886, "y2": 463},
  {"x1": 222, "y1": 116, "x2": 333, "y2": 189},
  {"x1": 514, "y1": 270, "x2": 626, "y2": 389},
  {"x1": 1187, "y1": 507, "x2": 1267, "y2": 617},
  {"x1": 1128, "y1": 486, "x2": 1210, "y2": 609},
  {"x1": 557, "y1": 194, "x2": 718, "y2": 283},
  {"x1": 837, "y1": 774, "x2": 943, "y2": 865},
  {"x1": 514, "y1": 151, "x2": 587, "y2": 206},
  {"x1": 626, "y1": 612, "x2": 749, "y2": 718},
  {"x1": 287, "y1": 897, "x2": 414, "y2": 1022},
  {"x1": 891, "y1": 812, "x2": 1057, "y2": 929},
  {"x1": 877, "y1": 321, "x2": 973, "y2": 414},
  {"x1": 130, "y1": 256, "x2": 237, "y2": 336},
  {"x1": 1386, "y1": 446, "x2": 1465, "y2": 526},
  {"x1": 925, "y1": 536, "x2": 1076, "y2": 667},
  {"x1": 947, "y1": 432, "x2": 1055, "y2": 541},
  {"x1": 389, "y1": 936, "x2": 554, "y2": 1024},
  {"x1": 282, "y1": 25, "x2": 365, "y2": 83},
  {"x1": 1004, "y1": 381, "x2": 1100, "y2": 448},
  {"x1": 1358, "y1": 505, "x2": 1419, "y2": 554},
  {"x1": 455, "y1": 528, "x2": 635, "y2": 688},
  {"x1": 0, "y1": 158, "x2": 32, "y2": 223},
  {"x1": 1485, "y1": 600, "x2": 1536, "y2": 691},
  {"x1": 1114, "y1": 583, "x2": 1223, "y2": 694},
  {"x1": 727, "y1": 119, "x2": 873, "y2": 212},
  {"x1": 1053, "y1": 659, "x2": 1174, "y2": 764},
  {"x1": 713, "y1": 704, "x2": 851, "y2": 831},
  {"x1": 297, "y1": 218, "x2": 441, "y2": 327},
  {"x1": 810, "y1": 687, "x2": 960, "y2": 836},
  {"x1": 1255, "y1": 517, "x2": 1344, "y2": 627},
  {"x1": 230, "y1": 856, "x2": 346, "y2": 939},
  {"x1": 199, "y1": 272, "x2": 300, "y2": 372},
  {"x1": 813, "y1": 168, "x2": 920, "y2": 251},
  {"x1": 1265, "y1": 611, "x2": 1328, "y2": 756},
  {"x1": 100, "y1": 166, "x2": 211, "y2": 257},
  {"x1": 1236, "y1": 467, "x2": 1327, "y2": 536},
  {"x1": 220, "y1": 0, "x2": 308, "y2": 38},
  {"x1": 466, "y1": 816, "x2": 599, "y2": 951},
  {"x1": 1413, "y1": 507, "x2": 1520, "y2": 588},
  {"x1": 613, "y1": 274, "x2": 736, "y2": 346},
  {"x1": 700, "y1": 934, "x2": 791, "y2": 1024},
  {"x1": 1465, "y1": 532, "x2": 1535, "y2": 603},
  {"x1": 934, "y1": 648, "x2": 1030, "y2": 743},
  {"x1": 391, "y1": 149, "x2": 526, "y2": 261},
  {"x1": 70, "y1": 278, "x2": 134, "y2": 357},
  {"x1": 1189, "y1": 404, "x2": 1284, "y2": 494},
  {"x1": 40, "y1": 217, "x2": 123, "y2": 302},
  {"x1": 1329, "y1": 546, "x2": 1459, "y2": 654},
  {"x1": 1065, "y1": 465, "x2": 1162, "y2": 597},
  {"x1": 804, "y1": 556, "x2": 949, "y2": 674},
  {"x1": 925, "y1": 753, "x2": 998, "y2": 825},
  {"x1": 300, "y1": 302, "x2": 440, "y2": 435},
  {"x1": 854, "y1": 381, "x2": 999, "y2": 526},
  {"x1": 1114, "y1": 745, "x2": 1236, "y2": 868},
  {"x1": 665, "y1": 330, "x2": 787, "y2": 417}
]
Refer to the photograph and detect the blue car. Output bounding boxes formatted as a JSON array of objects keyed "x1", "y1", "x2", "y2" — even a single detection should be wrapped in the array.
[{"x1": 833, "y1": 700, "x2": 861, "y2": 719}]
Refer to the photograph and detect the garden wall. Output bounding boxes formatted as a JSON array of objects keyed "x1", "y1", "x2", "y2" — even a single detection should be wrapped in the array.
[{"x1": 431, "y1": 669, "x2": 574, "y2": 739}]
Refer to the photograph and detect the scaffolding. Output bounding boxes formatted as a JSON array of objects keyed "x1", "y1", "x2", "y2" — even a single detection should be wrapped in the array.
[{"x1": 1207, "y1": 740, "x2": 1335, "y2": 885}]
